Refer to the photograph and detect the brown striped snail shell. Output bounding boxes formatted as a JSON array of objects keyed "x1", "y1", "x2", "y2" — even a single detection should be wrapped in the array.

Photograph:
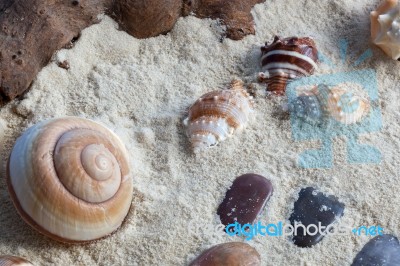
[
  {"x1": 258, "y1": 36, "x2": 319, "y2": 95},
  {"x1": 183, "y1": 80, "x2": 254, "y2": 153},
  {"x1": 371, "y1": 0, "x2": 400, "y2": 60},
  {"x1": 7, "y1": 117, "x2": 133, "y2": 243},
  {"x1": 0, "y1": 256, "x2": 33, "y2": 266},
  {"x1": 190, "y1": 242, "x2": 261, "y2": 266}
]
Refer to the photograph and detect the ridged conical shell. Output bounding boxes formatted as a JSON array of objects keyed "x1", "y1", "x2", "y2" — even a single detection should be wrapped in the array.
[
  {"x1": 259, "y1": 36, "x2": 318, "y2": 95},
  {"x1": 184, "y1": 80, "x2": 254, "y2": 152},
  {"x1": 7, "y1": 117, "x2": 133, "y2": 243}
]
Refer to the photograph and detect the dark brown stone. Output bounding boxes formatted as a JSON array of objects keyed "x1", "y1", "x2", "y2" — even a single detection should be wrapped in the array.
[
  {"x1": 189, "y1": 242, "x2": 261, "y2": 266},
  {"x1": 57, "y1": 60, "x2": 70, "y2": 70},
  {"x1": 217, "y1": 173, "x2": 273, "y2": 227}
]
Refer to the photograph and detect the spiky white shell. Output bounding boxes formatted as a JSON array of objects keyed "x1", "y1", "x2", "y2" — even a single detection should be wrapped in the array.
[
  {"x1": 371, "y1": 0, "x2": 400, "y2": 60},
  {"x1": 184, "y1": 80, "x2": 254, "y2": 152},
  {"x1": 7, "y1": 117, "x2": 133, "y2": 243},
  {"x1": 0, "y1": 256, "x2": 33, "y2": 266}
]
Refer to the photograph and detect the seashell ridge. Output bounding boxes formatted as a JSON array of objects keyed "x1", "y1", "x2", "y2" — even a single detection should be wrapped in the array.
[{"x1": 184, "y1": 80, "x2": 254, "y2": 152}]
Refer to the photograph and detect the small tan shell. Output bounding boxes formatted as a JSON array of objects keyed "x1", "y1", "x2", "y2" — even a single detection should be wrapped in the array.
[
  {"x1": 326, "y1": 87, "x2": 370, "y2": 125},
  {"x1": 0, "y1": 256, "x2": 33, "y2": 266},
  {"x1": 7, "y1": 117, "x2": 133, "y2": 243},
  {"x1": 189, "y1": 242, "x2": 261, "y2": 266},
  {"x1": 371, "y1": 0, "x2": 400, "y2": 60},
  {"x1": 183, "y1": 80, "x2": 254, "y2": 152}
]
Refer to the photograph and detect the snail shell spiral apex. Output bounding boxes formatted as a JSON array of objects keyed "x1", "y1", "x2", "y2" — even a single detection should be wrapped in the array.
[
  {"x1": 259, "y1": 36, "x2": 319, "y2": 95},
  {"x1": 0, "y1": 256, "x2": 33, "y2": 266},
  {"x1": 184, "y1": 80, "x2": 254, "y2": 153},
  {"x1": 7, "y1": 117, "x2": 133, "y2": 243}
]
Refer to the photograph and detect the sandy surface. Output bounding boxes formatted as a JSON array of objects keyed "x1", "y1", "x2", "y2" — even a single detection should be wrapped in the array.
[{"x1": 0, "y1": 0, "x2": 399, "y2": 265}]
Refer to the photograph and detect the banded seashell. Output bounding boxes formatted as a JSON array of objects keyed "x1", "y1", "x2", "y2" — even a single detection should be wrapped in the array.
[
  {"x1": 0, "y1": 256, "x2": 33, "y2": 266},
  {"x1": 7, "y1": 117, "x2": 133, "y2": 243},
  {"x1": 371, "y1": 0, "x2": 400, "y2": 60},
  {"x1": 258, "y1": 36, "x2": 319, "y2": 95},
  {"x1": 183, "y1": 80, "x2": 254, "y2": 152}
]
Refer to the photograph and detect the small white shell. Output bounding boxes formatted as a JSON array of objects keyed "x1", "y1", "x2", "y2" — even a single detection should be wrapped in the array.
[
  {"x1": 326, "y1": 87, "x2": 370, "y2": 125},
  {"x1": 289, "y1": 85, "x2": 370, "y2": 125},
  {"x1": 184, "y1": 80, "x2": 254, "y2": 152},
  {"x1": 0, "y1": 256, "x2": 33, "y2": 266},
  {"x1": 371, "y1": 0, "x2": 400, "y2": 60},
  {"x1": 7, "y1": 117, "x2": 133, "y2": 243}
]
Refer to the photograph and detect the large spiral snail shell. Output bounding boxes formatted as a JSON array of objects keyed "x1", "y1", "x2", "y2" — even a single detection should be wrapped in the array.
[
  {"x1": 183, "y1": 80, "x2": 254, "y2": 153},
  {"x1": 258, "y1": 36, "x2": 319, "y2": 95},
  {"x1": 7, "y1": 117, "x2": 133, "y2": 243},
  {"x1": 0, "y1": 256, "x2": 33, "y2": 266}
]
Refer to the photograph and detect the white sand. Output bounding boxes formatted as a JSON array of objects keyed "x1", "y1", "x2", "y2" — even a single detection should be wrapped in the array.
[{"x1": 0, "y1": 0, "x2": 399, "y2": 265}]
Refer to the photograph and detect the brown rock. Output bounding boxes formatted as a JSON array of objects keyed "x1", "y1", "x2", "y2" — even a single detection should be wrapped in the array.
[
  {"x1": 217, "y1": 173, "x2": 273, "y2": 227},
  {"x1": 185, "y1": 0, "x2": 264, "y2": 40},
  {"x1": 110, "y1": 0, "x2": 182, "y2": 39},
  {"x1": 0, "y1": 0, "x2": 112, "y2": 100},
  {"x1": 190, "y1": 242, "x2": 261, "y2": 266},
  {"x1": 0, "y1": 0, "x2": 267, "y2": 101}
]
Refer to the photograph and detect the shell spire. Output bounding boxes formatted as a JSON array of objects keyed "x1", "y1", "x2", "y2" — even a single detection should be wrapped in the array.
[
  {"x1": 7, "y1": 117, "x2": 133, "y2": 243},
  {"x1": 184, "y1": 80, "x2": 254, "y2": 153},
  {"x1": 371, "y1": 0, "x2": 400, "y2": 60},
  {"x1": 258, "y1": 36, "x2": 319, "y2": 95}
]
